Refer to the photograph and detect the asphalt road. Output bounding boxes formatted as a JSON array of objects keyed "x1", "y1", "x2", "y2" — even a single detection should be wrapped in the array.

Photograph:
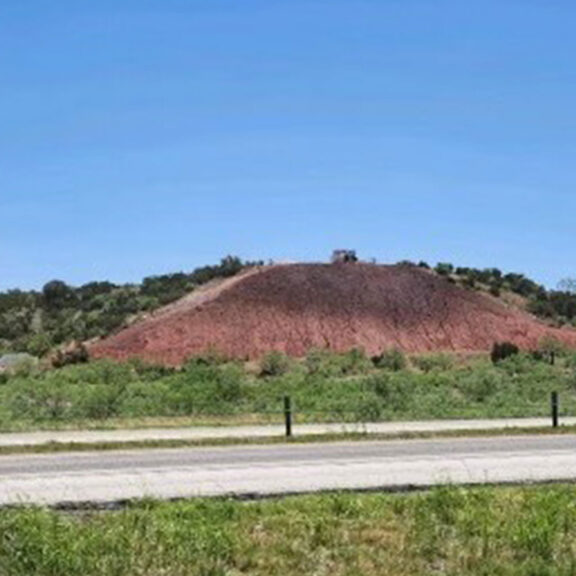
[{"x1": 2, "y1": 435, "x2": 576, "y2": 506}]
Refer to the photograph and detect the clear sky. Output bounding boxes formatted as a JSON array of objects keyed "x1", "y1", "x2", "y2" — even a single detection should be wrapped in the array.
[{"x1": 1, "y1": 0, "x2": 575, "y2": 291}]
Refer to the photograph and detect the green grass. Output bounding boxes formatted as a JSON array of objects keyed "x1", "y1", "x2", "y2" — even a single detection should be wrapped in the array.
[
  {"x1": 1, "y1": 350, "x2": 576, "y2": 432},
  {"x1": 4, "y1": 485, "x2": 576, "y2": 575}
]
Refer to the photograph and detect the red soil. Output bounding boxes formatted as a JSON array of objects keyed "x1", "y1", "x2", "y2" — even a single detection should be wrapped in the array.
[{"x1": 90, "y1": 264, "x2": 576, "y2": 365}]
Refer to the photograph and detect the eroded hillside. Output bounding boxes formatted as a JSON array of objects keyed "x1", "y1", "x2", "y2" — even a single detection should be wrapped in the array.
[{"x1": 90, "y1": 263, "x2": 576, "y2": 364}]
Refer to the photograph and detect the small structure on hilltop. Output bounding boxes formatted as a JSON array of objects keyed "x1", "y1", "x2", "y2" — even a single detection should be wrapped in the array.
[{"x1": 331, "y1": 249, "x2": 358, "y2": 264}]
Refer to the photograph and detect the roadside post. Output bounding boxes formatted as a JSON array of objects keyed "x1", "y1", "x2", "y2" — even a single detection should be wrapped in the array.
[
  {"x1": 284, "y1": 395, "x2": 293, "y2": 438},
  {"x1": 551, "y1": 391, "x2": 559, "y2": 428}
]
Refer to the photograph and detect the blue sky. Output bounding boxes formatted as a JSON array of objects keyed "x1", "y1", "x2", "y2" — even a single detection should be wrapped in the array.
[{"x1": 1, "y1": 0, "x2": 575, "y2": 290}]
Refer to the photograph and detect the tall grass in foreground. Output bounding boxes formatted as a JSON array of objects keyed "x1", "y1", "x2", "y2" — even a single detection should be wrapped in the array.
[{"x1": 2, "y1": 485, "x2": 576, "y2": 575}]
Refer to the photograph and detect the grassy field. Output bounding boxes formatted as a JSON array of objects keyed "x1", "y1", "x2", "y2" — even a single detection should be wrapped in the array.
[
  {"x1": 2, "y1": 485, "x2": 576, "y2": 575},
  {"x1": 1, "y1": 349, "x2": 576, "y2": 432}
]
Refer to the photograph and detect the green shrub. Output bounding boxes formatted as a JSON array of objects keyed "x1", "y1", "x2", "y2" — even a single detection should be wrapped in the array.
[
  {"x1": 372, "y1": 348, "x2": 407, "y2": 371},
  {"x1": 62, "y1": 360, "x2": 136, "y2": 386},
  {"x1": 305, "y1": 348, "x2": 338, "y2": 376},
  {"x1": 353, "y1": 396, "x2": 383, "y2": 422},
  {"x1": 435, "y1": 263, "x2": 454, "y2": 276},
  {"x1": 127, "y1": 359, "x2": 176, "y2": 381},
  {"x1": 259, "y1": 351, "x2": 291, "y2": 377},
  {"x1": 25, "y1": 333, "x2": 53, "y2": 357},
  {"x1": 9, "y1": 378, "x2": 73, "y2": 421},
  {"x1": 76, "y1": 383, "x2": 127, "y2": 420},
  {"x1": 305, "y1": 348, "x2": 371, "y2": 377},
  {"x1": 491, "y1": 342, "x2": 520, "y2": 364},
  {"x1": 538, "y1": 335, "x2": 566, "y2": 365},
  {"x1": 339, "y1": 348, "x2": 372, "y2": 375},
  {"x1": 211, "y1": 367, "x2": 244, "y2": 403},
  {"x1": 412, "y1": 354, "x2": 453, "y2": 373},
  {"x1": 368, "y1": 374, "x2": 410, "y2": 411},
  {"x1": 184, "y1": 348, "x2": 231, "y2": 368},
  {"x1": 457, "y1": 369, "x2": 503, "y2": 402},
  {"x1": 169, "y1": 364, "x2": 245, "y2": 413},
  {"x1": 119, "y1": 381, "x2": 173, "y2": 418}
]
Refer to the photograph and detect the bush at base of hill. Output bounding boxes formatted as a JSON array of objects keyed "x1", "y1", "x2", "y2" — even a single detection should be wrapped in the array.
[
  {"x1": 259, "y1": 351, "x2": 292, "y2": 377},
  {"x1": 491, "y1": 341, "x2": 520, "y2": 364},
  {"x1": 0, "y1": 350, "x2": 574, "y2": 430},
  {"x1": 372, "y1": 348, "x2": 407, "y2": 371}
]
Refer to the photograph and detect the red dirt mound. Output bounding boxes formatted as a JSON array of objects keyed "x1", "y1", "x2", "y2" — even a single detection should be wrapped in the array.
[{"x1": 90, "y1": 263, "x2": 576, "y2": 364}]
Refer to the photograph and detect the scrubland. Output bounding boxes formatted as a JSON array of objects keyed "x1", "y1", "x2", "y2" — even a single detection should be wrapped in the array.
[{"x1": 1, "y1": 349, "x2": 575, "y2": 431}]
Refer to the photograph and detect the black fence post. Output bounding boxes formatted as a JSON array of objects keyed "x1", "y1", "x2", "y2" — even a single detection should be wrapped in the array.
[
  {"x1": 284, "y1": 395, "x2": 292, "y2": 438},
  {"x1": 551, "y1": 391, "x2": 559, "y2": 428}
]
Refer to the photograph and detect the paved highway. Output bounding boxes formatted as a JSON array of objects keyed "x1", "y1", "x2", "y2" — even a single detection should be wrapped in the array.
[{"x1": 1, "y1": 435, "x2": 576, "y2": 506}]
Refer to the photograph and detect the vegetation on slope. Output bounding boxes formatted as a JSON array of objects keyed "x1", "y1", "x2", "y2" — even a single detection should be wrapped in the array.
[
  {"x1": 0, "y1": 256, "x2": 260, "y2": 357},
  {"x1": 1, "y1": 348, "x2": 575, "y2": 431},
  {"x1": 423, "y1": 261, "x2": 576, "y2": 325},
  {"x1": 3, "y1": 485, "x2": 576, "y2": 575}
]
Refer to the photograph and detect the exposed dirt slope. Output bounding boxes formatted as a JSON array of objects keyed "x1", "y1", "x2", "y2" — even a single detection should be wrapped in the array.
[{"x1": 90, "y1": 264, "x2": 576, "y2": 364}]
